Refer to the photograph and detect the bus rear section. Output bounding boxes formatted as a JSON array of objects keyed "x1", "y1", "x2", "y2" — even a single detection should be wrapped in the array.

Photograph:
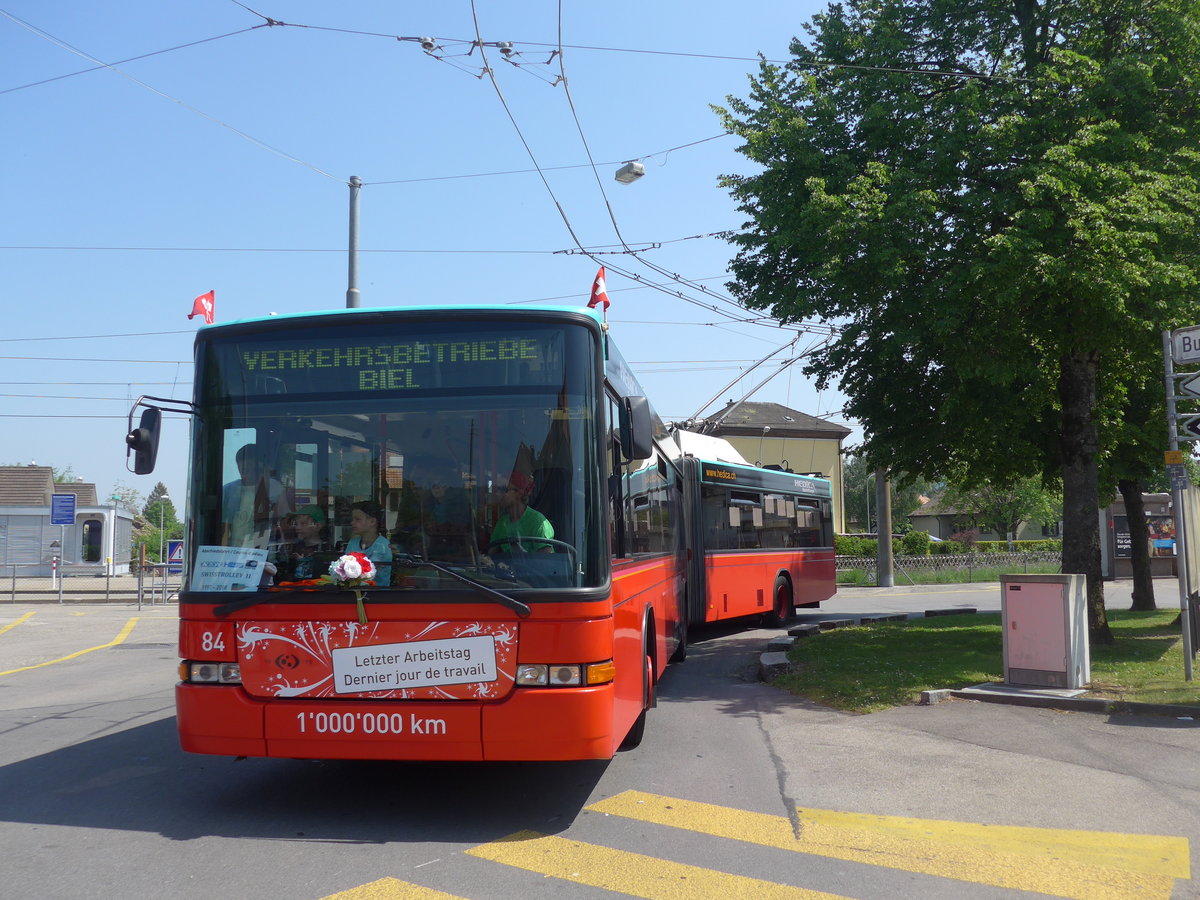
[{"x1": 680, "y1": 455, "x2": 836, "y2": 626}]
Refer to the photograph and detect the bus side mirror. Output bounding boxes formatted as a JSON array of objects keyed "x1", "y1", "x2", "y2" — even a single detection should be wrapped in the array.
[
  {"x1": 126, "y1": 407, "x2": 162, "y2": 475},
  {"x1": 620, "y1": 396, "x2": 654, "y2": 462}
]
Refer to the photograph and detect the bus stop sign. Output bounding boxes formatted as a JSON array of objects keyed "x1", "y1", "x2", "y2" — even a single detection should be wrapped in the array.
[
  {"x1": 1173, "y1": 325, "x2": 1200, "y2": 363},
  {"x1": 50, "y1": 494, "x2": 76, "y2": 525}
]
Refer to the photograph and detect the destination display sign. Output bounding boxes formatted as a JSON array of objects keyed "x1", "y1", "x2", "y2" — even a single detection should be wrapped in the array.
[
  {"x1": 699, "y1": 462, "x2": 831, "y2": 498},
  {"x1": 203, "y1": 323, "x2": 584, "y2": 398}
]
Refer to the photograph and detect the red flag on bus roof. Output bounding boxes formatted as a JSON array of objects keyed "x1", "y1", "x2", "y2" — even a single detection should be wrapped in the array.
[
  {"x1": 188, "y1": 290, "x2": 215, "y2": 325},
  {"x1": 588, "y1": 267, "x2": 610, "y2": 311}
]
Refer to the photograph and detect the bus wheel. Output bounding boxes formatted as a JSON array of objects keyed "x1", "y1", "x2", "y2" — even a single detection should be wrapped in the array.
[
  {"x1": 764, "y1": 576, "x2": 793, "y2": 628},
  {"x1": 619, "y1": 644, "x2": 654, "y2": 750},
  {"x1": 669, "y1": 615, "x2": 687, "y2": 663}
]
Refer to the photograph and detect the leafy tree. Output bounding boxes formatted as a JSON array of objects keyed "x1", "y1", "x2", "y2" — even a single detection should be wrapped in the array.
[
  {"x1": 843, "y1": 451, "x2": 937, "y2": 533},
  {"x1": 942, "y1": 475, "x2": 1061, "y2": 544},
  {"x1": 138, "y1": 482, "x2": 182, "y2": 563},
  {"x1": 107, "y1": 481, "x2": 143, "y2": 516},
  {"x1": 717, "y1": 0, "x2": 1200, "y2": 643},
  {"x1": 141, "y1": 480, "x2": 176, "y2": 528}
]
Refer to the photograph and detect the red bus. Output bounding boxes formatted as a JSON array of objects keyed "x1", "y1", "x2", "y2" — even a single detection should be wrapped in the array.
[
  {"x1": 677, "y1": 455, "x2": 835, "y2": 630},
  {"x1": 127, "y1": 306, "x2": 687, "y2": 760},
  {"x1": 125, "y1": 305, "x2": 833, "y2": 762}
]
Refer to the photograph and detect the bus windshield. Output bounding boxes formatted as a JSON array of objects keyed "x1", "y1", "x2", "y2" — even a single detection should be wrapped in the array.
[{"x1": 186, "y1": 316, "x2": 603, "y2": 594}]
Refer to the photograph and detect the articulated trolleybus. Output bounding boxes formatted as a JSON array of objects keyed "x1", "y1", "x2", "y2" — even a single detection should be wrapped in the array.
[{"x1": 126, "y1": 305, "x2": 834, "y2": 762}]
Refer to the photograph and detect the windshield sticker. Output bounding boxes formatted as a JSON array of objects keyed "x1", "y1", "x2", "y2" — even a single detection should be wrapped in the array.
[{"x1": 191, "y1": 546, "x2": 269, "y2": 592}]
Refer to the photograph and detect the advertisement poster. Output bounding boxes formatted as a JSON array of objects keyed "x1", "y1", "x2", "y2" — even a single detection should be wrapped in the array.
[
  {"x1": 191, "y1": 545, "x2": 269, "y2": 591},
  {"x1": 1113, "y1": 515, "x2": 1175, "y2": 558}
]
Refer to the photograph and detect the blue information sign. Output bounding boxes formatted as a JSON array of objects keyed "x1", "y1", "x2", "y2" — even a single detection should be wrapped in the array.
[
  {"x1": 167, "y1": 539, "x2": 185, "y2": 575},
  {"x1": 50, "y1": 493, "x2": 76, "y2": 525}
]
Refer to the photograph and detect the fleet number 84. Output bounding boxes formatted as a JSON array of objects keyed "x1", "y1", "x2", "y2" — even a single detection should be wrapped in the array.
[{"x1": 201, "y1": 631, "x2": 225, "y2": 652}]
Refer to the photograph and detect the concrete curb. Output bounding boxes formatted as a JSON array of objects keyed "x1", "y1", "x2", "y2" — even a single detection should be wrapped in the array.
[{"x1": 946, "y1": 686, "x2": 1200, "y2": 719}]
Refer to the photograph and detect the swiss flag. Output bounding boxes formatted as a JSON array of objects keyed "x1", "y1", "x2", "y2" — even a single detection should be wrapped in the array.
[
  {"x1": 588, "y1": 266, "x2": 610, "y2": 311},
  {"x1": 188, "y1": 290, "x2": 215, "y2": 325}
]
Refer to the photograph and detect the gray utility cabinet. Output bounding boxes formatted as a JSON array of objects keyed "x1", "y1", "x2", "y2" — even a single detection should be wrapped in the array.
[{"x1": 1000, "y1": 574, "x2": 1090, "y2": 689}]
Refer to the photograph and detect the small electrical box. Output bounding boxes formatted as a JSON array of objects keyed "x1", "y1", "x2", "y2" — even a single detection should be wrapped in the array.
[{"x1": 1000, "y1": 574, "x2": 1090, "y2": 689}]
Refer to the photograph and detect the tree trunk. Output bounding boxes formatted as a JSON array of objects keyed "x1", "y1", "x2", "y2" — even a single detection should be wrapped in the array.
[
  {"x1": 1059, "y1": 351, "x2": 1114, "y2": 644},
  {"x1": 1118, "y1": 478, "x2": 1156, "y2": 611}
]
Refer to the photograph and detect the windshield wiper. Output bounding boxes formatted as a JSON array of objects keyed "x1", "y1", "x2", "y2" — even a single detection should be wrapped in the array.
[
  {"x1": 211, "y1": 557, "x2": 532, "y2": 618},
  {"x1": 395, "y1": 554, "x2": 531, "y2": 617}
]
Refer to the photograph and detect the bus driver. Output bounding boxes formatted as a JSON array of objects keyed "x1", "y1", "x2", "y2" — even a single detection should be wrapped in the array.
[{"x1": 489, "y1": 470, "x2": 554, "y2": 552}]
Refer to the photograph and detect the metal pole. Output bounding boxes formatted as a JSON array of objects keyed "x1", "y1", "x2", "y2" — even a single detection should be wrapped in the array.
[
  {"x1": 1163, "y1": 329, "x2": 1194, "y2": 680},
  {"x1": 57, "y1": 557, "x2": 63, "y2": 604},
  {"x1": 876, "y1": 469, "x2": 894, "y2": 587},
  {"x1": 158, "y1": 497, "x2": 167, "y2": 565},
  {"x1": 346, "y1": 175, "x2": 361, "y2": 308}
]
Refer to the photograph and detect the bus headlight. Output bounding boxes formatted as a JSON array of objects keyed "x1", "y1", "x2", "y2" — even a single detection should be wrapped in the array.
[
  {"x1": 515, "y1": 661, "x2": 612, "y2": 687},
  {"x1": 181, "y1": 661, "x2": 242, "y2": 684}
]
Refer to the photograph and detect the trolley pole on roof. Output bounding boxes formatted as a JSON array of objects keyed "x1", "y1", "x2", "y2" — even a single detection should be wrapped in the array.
[{"x1": 346, "y1": 175, "x2": 362, "y2": 308}]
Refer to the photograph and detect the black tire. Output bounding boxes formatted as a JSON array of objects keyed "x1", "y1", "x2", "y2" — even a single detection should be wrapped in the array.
[
  {"x1": 619, "y1": 644, "x2": 653, "y2": 750},
  {"x1": 763, "y1": 576, "x2": 793, "y2": 628},
  {"x1": 668, "y1": 615, "x2": 688, "y2": 663}
]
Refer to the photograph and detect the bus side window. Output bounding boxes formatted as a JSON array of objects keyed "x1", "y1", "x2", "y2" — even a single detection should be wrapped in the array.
[{"x1": 607, "y1": 395, "x2": 627, "y2": 558}]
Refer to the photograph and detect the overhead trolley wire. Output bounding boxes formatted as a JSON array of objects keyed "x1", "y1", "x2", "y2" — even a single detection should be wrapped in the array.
[
  {"x1": 0, "y1": 22, "x2": 270, "y2": 95},
  {"x1": 0, "y1": 8, "x2": 338, "y2": 180}
]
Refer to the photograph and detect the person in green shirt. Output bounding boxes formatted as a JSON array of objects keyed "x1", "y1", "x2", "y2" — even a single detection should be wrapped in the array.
[{"x1": 489, "y1": 470, "x2": 554, "y2": 553}]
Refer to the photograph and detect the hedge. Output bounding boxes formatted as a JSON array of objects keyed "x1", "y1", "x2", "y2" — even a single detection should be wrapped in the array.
[{"x1": 838, "y1": 535, "x2": 1062, "y2": 556}]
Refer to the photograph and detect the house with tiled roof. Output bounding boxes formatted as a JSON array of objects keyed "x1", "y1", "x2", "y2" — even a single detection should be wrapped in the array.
[
  {"x1": 694, "y1": 400, "x2": 853, "y2": 531},
  {"x1": 0, "y1": 465, "x2": 133, "y2": 575},
  {"x1": 907, "y1": 493, "x2": 1056, "y2": 542}
]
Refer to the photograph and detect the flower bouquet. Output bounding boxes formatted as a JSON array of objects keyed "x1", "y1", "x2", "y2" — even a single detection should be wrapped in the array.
[{"x1": 323, "y1": 552, "x2": 377, "y2": 624}]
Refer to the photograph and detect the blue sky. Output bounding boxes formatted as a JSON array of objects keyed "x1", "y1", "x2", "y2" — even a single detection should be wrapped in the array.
[{"x1": 1, "y1": 0, "x2": 853, "y2": 512}]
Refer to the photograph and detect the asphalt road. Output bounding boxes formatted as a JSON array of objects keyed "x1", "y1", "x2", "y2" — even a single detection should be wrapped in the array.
[{"x1": 1, "y1": 583, "x2": 1197, "y2": 899}]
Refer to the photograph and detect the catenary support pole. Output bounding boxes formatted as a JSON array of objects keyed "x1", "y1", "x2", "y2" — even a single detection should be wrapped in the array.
[
  {"x1": 346, "y1": 175, "x2": 361, "y2": 308},
  {"x1": 876, "y1": 469, "x2": 893, "y2": 587}
]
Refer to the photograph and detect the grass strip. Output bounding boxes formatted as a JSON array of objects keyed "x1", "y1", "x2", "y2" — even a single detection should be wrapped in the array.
[{"x1": 775, "y1": 610, "x2": 1199, "y2": 712}]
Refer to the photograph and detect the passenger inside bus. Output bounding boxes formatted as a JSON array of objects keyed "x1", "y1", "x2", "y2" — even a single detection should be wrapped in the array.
[
  {"x1": 488, "y1": 470, "x2": 555, "y2": 553},
  {"x1": 287, "y1": 505, "x2": 328, "y2": 579},
  {"x1": 222, "y1": 443, "x2": 290, "y2": 549},
  {"x1": 347, "y1": 500, "x2": 393, "y2": 586},
  {"x1": 391, "y1": 458, "x2": 474, "y2": 562}
]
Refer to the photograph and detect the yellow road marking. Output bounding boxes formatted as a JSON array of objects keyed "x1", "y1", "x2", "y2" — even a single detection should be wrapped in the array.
[
  {"x1": 0, "y1": 617, "x2": 140, "y2": 677},
  {"x1": 0, "y1": 611, "x2": 35, "y2": 635},
  {"x1": 321, "y1": 877, "x2": 465, "y2": 900},
  {"x1": 468, "y1": 830, "x2": 849, "y2": 899},
  {"x1": 589, "y1": 791, "x2": 1189, "y2": 900}
]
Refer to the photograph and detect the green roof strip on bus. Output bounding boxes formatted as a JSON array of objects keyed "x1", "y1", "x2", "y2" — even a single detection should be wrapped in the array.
[{"x1": 193, "y1": 304, "x2": 605, "y2": 332}]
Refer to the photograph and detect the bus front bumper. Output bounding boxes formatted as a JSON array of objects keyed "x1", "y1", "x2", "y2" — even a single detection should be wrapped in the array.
[{"x1": 175, "y1": 682, "x2": 616, "y2": 761}]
